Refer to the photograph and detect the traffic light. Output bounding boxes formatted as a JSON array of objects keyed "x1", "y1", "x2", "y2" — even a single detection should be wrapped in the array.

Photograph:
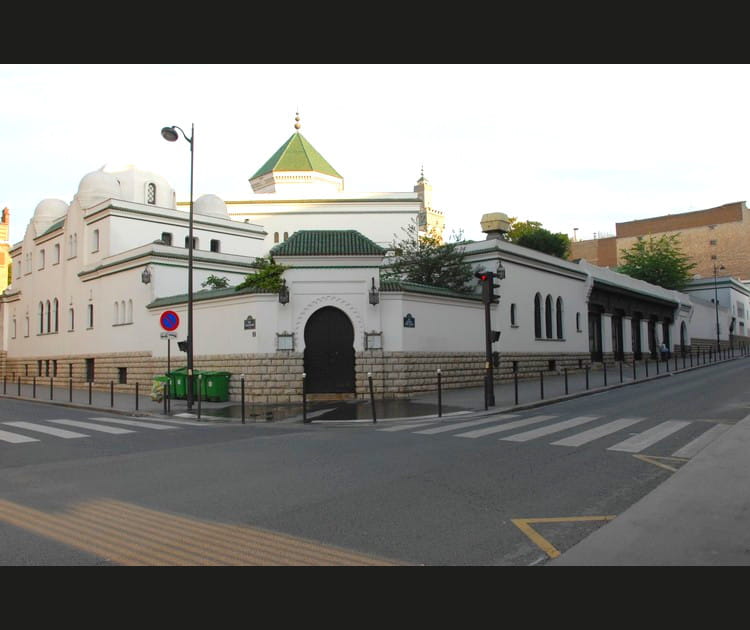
[{"x1": 474, "y1": 271, "x2": 501, "y2": 305}]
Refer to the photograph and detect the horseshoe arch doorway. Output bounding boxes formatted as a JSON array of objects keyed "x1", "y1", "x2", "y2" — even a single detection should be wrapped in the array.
[{"x1": 303, "y1": 306, "x2": 355, "y2": 394}]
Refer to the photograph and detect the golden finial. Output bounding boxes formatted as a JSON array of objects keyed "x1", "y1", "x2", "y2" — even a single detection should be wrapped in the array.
[{"x1": 294, "y1": 111, "x2": 301, "y2": 131}]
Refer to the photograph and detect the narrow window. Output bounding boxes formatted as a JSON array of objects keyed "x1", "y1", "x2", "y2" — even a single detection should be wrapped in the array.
[
  {"x1": 87, "y1": 304, "x2": 94, "y2": 328},
  {"x1": 283, "y1": 232, "x2": 289, "y2": 241},
  {"x1": 11, "y1": 317, "x2": 16, "y2": 339},
  {"x1": 38, "y1": 302, "x2": 44, "y2": 334},
  {"x1": 534, "y1": 293, "x2": 542, "y2": 338},
  {"x1": 184, "y1": 236, "x2": 198, "y2": 249},
  {"x1": 37, "y1": 360, "x2": 42, "y2": 376},
  {"x1": 52, "y1": 360, "x2": 58, "y2": 377},
  {"x1": 545, "y1": 295, "x2": 553, "y2": 339},
  {"x1": 118, "y1": 367, "x2": 128, "y2": 384},
  {"x1": 92, "y1": 229, "x2": 99, "y2": 252},
  {"x1": 274, "y1": 232, "x2": 279, "y2": 243},
  {"x1": 85, "y1": 358, "x2": 95, "y2": 383},
  {"x1": 210, "y1": 239, "x2": 220, "y2": 253},
  {"x1": 510, "y1": 303, "x2": 517, "y2": 326},
  {"x1": 127, "y1": 299, "x2": 133, "y2": 323},
  {"x1": 576, "y1": 312, "x2": 581, "y2": 332},
  {"x1": 46, "y1": 300, "x2": 51, "y2": 333},
  {"x1": 39, "y1": 249, "x2": 45, "y2": 270},
  {"x1": 69, "y1": 308, "x2": 75, "y2": 331},
  {"x1": 113, "y1": 302, "x2": 119, "y2": 325},
  {"x1": 147, "y1": 182, "x2": 157, "y2": 205},
  {"x1": 556, "y1": 297, "x2": 564, "y2": 339},
  {"x1": 53, "y1": 243, "x2": 60, "y2": 264},
  {"x1": 161, "y1": 232, "x2": 173, "y2": 246},
  {"x1": 53, "y1": 298, "x2": 59, "y2": 333}
]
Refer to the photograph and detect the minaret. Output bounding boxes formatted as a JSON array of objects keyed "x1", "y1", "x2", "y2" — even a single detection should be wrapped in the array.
[
  {"x1": 0, "y1": 207, "x2": 10, "y2": 292},
  {"x1": 414, "y1": 166, "x2": 445, "y2": 240}
]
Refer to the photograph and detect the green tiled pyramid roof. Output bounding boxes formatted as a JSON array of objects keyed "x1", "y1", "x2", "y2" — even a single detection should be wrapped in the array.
[
  {"x1": 250, "y1": 132, "x2": 342, "y2": 180},
  {"x1": 270, "y1": 230, "x2": 386, "y2": 256}
]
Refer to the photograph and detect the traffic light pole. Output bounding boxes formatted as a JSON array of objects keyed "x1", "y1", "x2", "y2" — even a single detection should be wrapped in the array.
[{"x1": 484, "y1": 298, "x2": 495, "y2": 407}]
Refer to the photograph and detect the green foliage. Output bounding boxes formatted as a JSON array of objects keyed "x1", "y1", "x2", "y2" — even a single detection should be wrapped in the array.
[
  {"x1": 506, "y1": 218, "x2": 570, "y2": 259},
  {"x1": 383, "y1": 219, "x2": 474, "y2": 293},
  {"x1": 617, "y1": 234, "x2": 697, "y2": 290},
  {"x1": 235, "y1": 256, "x2": 288, "y2": 292},
  {"x1": 200, "y1": 274, "x2": 230, "y2": 290}
]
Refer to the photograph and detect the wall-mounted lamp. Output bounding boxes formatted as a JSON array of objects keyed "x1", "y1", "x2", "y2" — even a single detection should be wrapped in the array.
[
  {"x1": 496, "y1": 260, "x2": 506, "y2": 280},
  {"x1": 278, "y1": 279, "x2": 289, "y2": 305},
  {"x1": 369, "y1": 277, "x2": 380, "y2": 305},
  {"x1": 141, "y1": 266, "x2": 152, "y2": 284}
]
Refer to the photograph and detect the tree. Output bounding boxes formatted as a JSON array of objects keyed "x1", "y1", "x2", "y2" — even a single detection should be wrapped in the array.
[
  {"x1": 617, "y1": 234, "x2": 697, "y2": 291},
  {"x1": 201, "y1": 274, "x2": 230, "y2": 289},
  {"x1": 235, "y1": 255, "x2": 288, "y2": 292},
  {"x1": 506, "y1": 218, "x2": 570, "y2": 259},
  {"x1": 383, "y1": 219, "x2": 474, "y2": 293}
]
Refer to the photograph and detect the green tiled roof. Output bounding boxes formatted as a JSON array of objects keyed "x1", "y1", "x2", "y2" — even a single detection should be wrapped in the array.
[
  {"x1": 250, "y1": 132, "x2": 342, "y2": 180},
  {"x1": 380, "y1": 280, "x2": 480, "y2": 301},
  {"x1": 270, "y1": 230, "x2": 386, "y2": 257}
]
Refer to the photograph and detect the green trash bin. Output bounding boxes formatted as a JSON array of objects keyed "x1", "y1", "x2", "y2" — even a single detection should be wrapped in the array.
[
  {"x1": 200, "y1": 371, "x2": 231, "y2": 402},
  {"x1": 166, "y1": 367, "x2": 189, "y2": 400}
]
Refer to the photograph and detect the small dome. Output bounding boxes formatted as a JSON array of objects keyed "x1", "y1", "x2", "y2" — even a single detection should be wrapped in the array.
[
  {"x1": 193, "y1": 194, "x2": 229, "y2": 219},
  {"x1": 32, "y1": 199, "x2": 68, "y2": 236},
  {"x1": 76, "y1": 168, "x2": 121, "y2": 209}
]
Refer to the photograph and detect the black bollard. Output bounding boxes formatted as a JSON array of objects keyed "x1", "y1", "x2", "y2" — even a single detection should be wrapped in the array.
[
  {"x1": 514, "y1": 371, "x2": 519, "y2": 405},
  {"x1": 242, "y1": 376, "x2": 246, "y2": 425},
  {"x1": 437, "y1": 369, "x2": 442, "y2": 418},
  {"x1": 368, "y1": 372, "x2": 376, "y2": 423},
  {"x1": 564, "y1": 367, "x2": 569, "y2": 395},
  {"x1": 540, "y1": 371, "x2": 544, "y2": 400},
  {"x1": 135, "y1": 382, "x2": 139, "y2": 411}
]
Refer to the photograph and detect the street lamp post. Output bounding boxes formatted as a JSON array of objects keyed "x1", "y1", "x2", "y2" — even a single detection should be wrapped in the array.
[
  {"x1": 713, "y1": 262, "x2": 725, "y2": 354},
  {"x1": 162, "y1": 123, "x2": 195, "y2": 410}
]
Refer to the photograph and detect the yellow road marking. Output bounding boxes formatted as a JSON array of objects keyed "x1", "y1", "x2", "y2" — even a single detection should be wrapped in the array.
[
  {"x1": 633, "y1": 454, "x2": 688, "y2": 472},
  {"x1": 512, "y1": 516, "x2": 616, "y2": 559},
  {"x1": 0, "y1": 498, "x2": 402, "y2": 566}
]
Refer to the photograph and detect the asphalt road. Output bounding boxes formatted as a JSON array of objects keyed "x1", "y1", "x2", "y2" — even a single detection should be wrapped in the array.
[{"x1": 1, "y1": 359, "x2": 747, "y2": 565}]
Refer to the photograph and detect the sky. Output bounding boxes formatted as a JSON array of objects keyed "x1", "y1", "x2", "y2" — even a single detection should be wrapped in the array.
[{"x1": 2, "y1": 63, "x2": 750, "y2": 246}]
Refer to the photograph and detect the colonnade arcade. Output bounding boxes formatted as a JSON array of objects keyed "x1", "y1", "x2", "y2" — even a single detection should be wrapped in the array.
[{"x1": 587, "y1": 284, "x2": 676, "y2": 363}]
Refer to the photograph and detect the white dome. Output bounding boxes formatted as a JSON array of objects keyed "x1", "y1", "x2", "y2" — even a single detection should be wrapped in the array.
[
  {"x1": 32, "y1": 198, "x2": 68, "y2": 236},
  {"x1": 193, "y1": 194, "x2": 229, "y2": 219},
  {"x1": 76, "y1": 168, "x2": 121, "y2": 209}
]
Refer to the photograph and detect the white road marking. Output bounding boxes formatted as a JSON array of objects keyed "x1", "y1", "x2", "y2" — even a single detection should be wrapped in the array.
[
  {"x1": 551, "y1": 417, "x2": 646, "y2": 447},
  {"x1": 0, "y1": 429, "x2": 40, "y2": 443},
  {"x1": 501, "y1": 416, "x2": 601, "y2": 442},
  {"x1": 607, "y1": 420, "x2": 692, "y2": 453},
  {"x1": 49, "y1": 419, "x2": 134, "y2": 434},
  {"x1": 4, "y1": 421, "x2": 88, "y2": 439},
  {"x1": 671, "y1": 423, "x2": 731, "y2": 458},
  {"x1": 456, "y1": 415, "x2": 557, "y2": 438},
  {"x1": 415, "y1": 414, "x2": 518, "y2": 435},
  {"x1": 87, "y1": 417, "x2": 178, "y2": 430}
]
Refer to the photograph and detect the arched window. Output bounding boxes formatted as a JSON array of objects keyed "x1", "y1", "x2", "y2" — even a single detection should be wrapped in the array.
[
  {"x1": 53, "y1": 243, "x2": 60, "y2": 264},
  {"x1": 46, "y1": 300, "x2": 51, "y2": 333},
  {"x1": 113, "y1": 302, "x2": 120, "y2": 325},
  {"x1": 274, "y1": 232, "x2": 280, "y2": 243},
  {"x1": 534, "y1": 293, "x2": 542, "y2": 338},
  {"x1": 69, "y1": 308, "x2": 75, "y2": 331},
  {"x1": 283, "y1": 232, "x2": 289, "y2": 241},
  {"x1": 127, "y1": 300, "x2": 133, "y2": 323},
  {"x1": 53, "y1": 298, "x2": 59, "y2": 332},
  {"x1": 147, "y1": 182, "x2": 157, "y2": 205},
  {"x1": 545, "y1": 295, "x2": 553, "y2": 339},
  {"x1": 38, "y1": 302, "x2": 44, "y2": 334},
  {"x1": 121, "y1": 301, "x2": 126, "y2": 324},
  {"x1": 556, "y1": 297, "x2": 564, "y2": 339},
  {"x1": 91, "y1": 229, "x2": 99, "y2": 252}
]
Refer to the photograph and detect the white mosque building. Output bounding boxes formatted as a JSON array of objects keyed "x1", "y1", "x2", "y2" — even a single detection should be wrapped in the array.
[{"x1": 0, "y1": 117, "x2": 744, "y2": 404}]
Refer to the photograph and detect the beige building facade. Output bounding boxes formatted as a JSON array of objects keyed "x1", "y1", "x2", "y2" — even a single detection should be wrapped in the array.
[{"x1": 570, "y1": 201, "x2": 750, "y2": 281}]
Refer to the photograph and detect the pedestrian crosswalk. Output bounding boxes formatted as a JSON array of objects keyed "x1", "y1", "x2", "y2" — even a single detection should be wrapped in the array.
[
  {"x1": 0, "y1": 416, "x2": 184, "y2": 445},
  {"x1": 378, "y1": 412, "x2": 732, "y2": 457}
]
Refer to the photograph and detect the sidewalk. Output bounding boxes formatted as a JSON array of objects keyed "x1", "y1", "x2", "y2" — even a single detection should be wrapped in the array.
[{"x1": 2, "y1": 354, "x2": 749, "y2": 565}]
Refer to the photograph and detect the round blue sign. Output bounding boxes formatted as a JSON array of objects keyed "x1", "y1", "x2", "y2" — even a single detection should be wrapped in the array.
[{"x1": 160, "y1": 310, "x2": 180, "y2": 331}]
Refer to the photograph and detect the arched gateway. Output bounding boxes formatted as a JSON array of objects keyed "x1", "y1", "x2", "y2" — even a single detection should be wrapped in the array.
[{"x1": 304, "y1": 306, "x2": 355, "y2": 393}]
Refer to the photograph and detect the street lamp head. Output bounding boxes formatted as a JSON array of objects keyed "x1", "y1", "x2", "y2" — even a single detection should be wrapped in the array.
[{"x1": 161, "y1": 126, "x2": 179, "y2": 142}]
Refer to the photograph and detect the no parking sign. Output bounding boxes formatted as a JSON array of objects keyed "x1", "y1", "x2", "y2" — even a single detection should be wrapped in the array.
[{"x1": 160, "y1": 310, "x2": 180, "y2": 332}]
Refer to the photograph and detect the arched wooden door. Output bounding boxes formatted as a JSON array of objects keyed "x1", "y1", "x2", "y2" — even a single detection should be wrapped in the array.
[{"x1": 304, "y1": 306, "x2": 355, "y2": 393}]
